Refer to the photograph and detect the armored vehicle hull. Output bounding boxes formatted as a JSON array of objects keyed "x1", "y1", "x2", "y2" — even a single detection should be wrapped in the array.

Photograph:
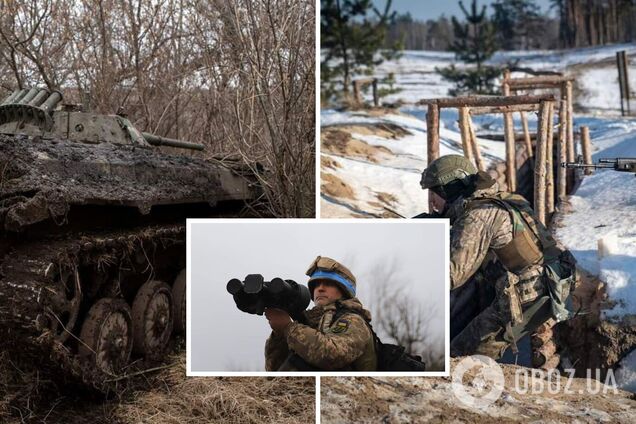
[{"x1": 0, "y1": 88, "x2": 259, "y2": 388}]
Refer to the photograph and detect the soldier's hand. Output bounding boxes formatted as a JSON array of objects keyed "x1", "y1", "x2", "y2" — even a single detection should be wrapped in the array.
[{"x1": 264, "y1": 307, "x2": 292, "y2": 333}]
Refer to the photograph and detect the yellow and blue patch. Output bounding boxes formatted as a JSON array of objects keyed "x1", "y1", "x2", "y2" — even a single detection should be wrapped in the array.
[{"x1": 331, "y1": 319, "x2": 350, "y2": 333}]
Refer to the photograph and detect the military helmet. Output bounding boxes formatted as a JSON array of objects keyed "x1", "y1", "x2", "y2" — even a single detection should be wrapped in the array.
[
  {"x1": 420, "y1": 154, "x2": 477, "y2": 191},
  {"x1": 306, "y1": 256, "x2": 356, "y2": 300}
]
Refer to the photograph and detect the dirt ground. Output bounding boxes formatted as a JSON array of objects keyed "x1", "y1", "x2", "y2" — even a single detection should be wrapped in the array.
[
  {"x1": 0, "y1": 348, "x2": 315, "y2": 424},
  {"x1": 321, "y1": 358, "x2": 636, "y2": 423},
  {"x1": 321, "y1": 126, "x2": 396, "y2": 163}
]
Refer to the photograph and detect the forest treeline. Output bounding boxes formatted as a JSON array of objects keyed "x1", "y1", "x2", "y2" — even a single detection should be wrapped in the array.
[{"x1": 384, "y1": 0, "x2": 636, "y2": 51}]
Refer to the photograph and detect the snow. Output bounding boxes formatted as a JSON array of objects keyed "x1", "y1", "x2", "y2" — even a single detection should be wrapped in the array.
[
  {"x1": 578, "y1": 66, "x2": 636, "y2": 114},
  {"x1": 616, "y1": 348, "x2": 636, "y2": 392},
  {"x1": 554, "y1": 116, "x2": 636, "y2": 318},
  {"x1": 356, "y1": 42, "x2": 636, "y2": 110}
]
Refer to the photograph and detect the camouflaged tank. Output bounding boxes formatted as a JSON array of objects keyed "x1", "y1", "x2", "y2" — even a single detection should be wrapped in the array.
[{"x1": 0, "y1": 87, "x2": 260, "y2": 388}]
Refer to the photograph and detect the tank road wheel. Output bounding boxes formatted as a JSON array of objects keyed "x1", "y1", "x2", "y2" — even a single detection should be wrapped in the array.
[
  {"x1": 79, "y1": 298, "x2": 133, "y2": 376},
  {"x1": 172, "y1": 269, "x2": 186, "y2": 334},
  {"x1": 132, "y1": 280, "x2": 174, "y2": 358}
]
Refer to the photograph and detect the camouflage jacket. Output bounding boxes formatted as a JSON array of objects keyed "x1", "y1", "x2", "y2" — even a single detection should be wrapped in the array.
[
  {"x1": 447, "y1": 184, "x2": 550, "y2": 297},
  {"x1": 264, "y1": 298, "x2": 377, "y2": 371}
]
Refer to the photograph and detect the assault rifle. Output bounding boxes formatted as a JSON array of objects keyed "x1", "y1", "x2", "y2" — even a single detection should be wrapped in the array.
[
  {"x1": 227, "y1": 274, "x2": 310, "y2": 321},
  {"x1": 561, "y1": 157, "x2": 636, "y2": 175}
]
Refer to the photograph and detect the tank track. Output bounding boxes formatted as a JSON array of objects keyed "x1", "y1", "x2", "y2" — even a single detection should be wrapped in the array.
[{"x1": 0, "y1": 224, "x2": 185, "y2": 390}]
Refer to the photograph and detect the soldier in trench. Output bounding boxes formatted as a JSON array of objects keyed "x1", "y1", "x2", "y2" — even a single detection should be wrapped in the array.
[{"x1": 419, "y1": 154, "x2": 577, "y2": 368}]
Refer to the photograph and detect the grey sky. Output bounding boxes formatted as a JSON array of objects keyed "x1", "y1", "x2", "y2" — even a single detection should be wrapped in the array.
[
  {"x1": 373, "y1": 0, "x2": 556, "y2": 21},
  {"x1": 189, "y1": 220, "x2": 447, "y2": 372}
]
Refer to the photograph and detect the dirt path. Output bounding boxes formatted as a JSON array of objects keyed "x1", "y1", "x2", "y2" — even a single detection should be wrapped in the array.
[{"x1": 322, "y1": 359, "x2": 635, "y2": 423}]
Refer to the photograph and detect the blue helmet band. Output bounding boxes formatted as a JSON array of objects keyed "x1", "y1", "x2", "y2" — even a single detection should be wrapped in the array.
[{"x1": 308, "y1": 270, "x2": 356, "y2": 297}]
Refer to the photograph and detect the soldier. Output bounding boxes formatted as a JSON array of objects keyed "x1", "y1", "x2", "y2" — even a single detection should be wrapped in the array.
[
  {"x1": 420, "y1": 155, "x2": 576, "y2": 368},
  {"x1": 264, "y1": 256, "x2": 377, "y2": 371}
]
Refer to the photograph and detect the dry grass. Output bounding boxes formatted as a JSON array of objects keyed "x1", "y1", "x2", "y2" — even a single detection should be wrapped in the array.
[
  {"x1": 115, "y1": 355, "x2": 315, "y2": 424},
  {"x1": 321, "y1": 173, "x2": 356, "y2": 200},
  {"x1": 321, "y1": 128, "x2": 393, "y2": 163},
  {"x1": 0, "y1": 350, "x2": 314, "y2": 424}
]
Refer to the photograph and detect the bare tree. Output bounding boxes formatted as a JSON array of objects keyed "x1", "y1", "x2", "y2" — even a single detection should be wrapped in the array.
[{"x1": 367, "y1": 259, "x2": 445, "y2": 371}]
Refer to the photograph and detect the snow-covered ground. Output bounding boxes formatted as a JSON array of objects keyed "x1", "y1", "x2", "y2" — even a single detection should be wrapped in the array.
[
  {"x1": 363, "y1": 43, "x2": 636, "y2": 109},
  {"x1": 321, "y1": 44, "x2": 636, "y2": 389}
]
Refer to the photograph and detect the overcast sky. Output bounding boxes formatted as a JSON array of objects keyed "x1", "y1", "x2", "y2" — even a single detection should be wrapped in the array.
[
  {"x1": 372, "y1": 0, "x2": 555, "y2": 21},
  {"x1": 189, "y1": 220, "x2": 447, "y2": 372}
]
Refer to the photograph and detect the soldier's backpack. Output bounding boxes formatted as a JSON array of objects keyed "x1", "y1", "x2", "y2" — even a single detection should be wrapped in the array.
[{"x1": 332, "y1": 305, "x2": 426, "y2": 372}]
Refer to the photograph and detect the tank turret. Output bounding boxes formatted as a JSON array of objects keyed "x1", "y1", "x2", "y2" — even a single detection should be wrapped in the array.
[{"x1": 0, "y1": 87, "x2": 204, "y2": 150}]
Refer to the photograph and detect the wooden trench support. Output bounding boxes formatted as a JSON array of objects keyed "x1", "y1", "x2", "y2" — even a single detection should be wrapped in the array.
[
  {"x1": 421, "y1": 94, "x2": 559, "y2": 224},
  {"x1": 502, "y1": 72, "x2": 577, "y2": 195},
  {"x1": 352, "y1": 78, "x2": 379, "y2": 107}
]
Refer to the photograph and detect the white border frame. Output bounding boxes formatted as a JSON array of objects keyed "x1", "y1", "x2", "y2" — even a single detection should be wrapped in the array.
[{"x1": 186, "y1": 218, "x2": 450, "y2": 377}]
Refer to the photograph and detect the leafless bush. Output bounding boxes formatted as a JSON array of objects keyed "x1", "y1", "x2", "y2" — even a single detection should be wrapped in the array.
[{"x1": 0, "y1": 0, "x2": 315, "y2": 217}]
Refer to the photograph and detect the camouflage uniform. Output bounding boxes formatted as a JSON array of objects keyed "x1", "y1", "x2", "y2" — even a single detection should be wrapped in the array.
[
  {"x1": 420, "y1": 155, "x2": 575, "y2": 365},
  {"x1": 265, "y1": 298, "x2": 377, "y2": 371},
  {"x1": 265, "y1": 256, "x2": 377, "y2": 371},
  {"x1": 448, "y1": 183, "x2": 570, "y2": 360}
]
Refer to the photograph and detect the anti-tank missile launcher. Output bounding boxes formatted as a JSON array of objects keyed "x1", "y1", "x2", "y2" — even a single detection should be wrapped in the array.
[{"x1": 227, "y1": 274, "x2": 311, "y2": 321}]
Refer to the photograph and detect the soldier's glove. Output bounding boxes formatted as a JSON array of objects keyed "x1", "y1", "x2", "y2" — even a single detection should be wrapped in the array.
[{"x1": 264, "y1": 307, "x2": 293, "y2": 334}]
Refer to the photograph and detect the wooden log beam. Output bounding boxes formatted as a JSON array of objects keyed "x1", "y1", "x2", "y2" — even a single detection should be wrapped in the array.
[
  {"x1": 468, "y1": 118, "x2": 484, "y2": 171},
  {"x1": 372, "y1": 79, "x2": 379, "y2": 107},
  {"x1": 353, "y1": 77, "x2": 376, "y2": 84},
  {"x1": 507, "y1": 75, "x2": 575, "y2": 87},
  {"x1": 581, "y1": 126, "x2": 593, "y2": 175},
  {"x1": 458, "y1": 107, "x2": 475, "y2": 163},
  {"x1": 469, "y1": 103, "x2": 540, "y2": 115},
  {"x1": 427, "y1": 103, "x2": 440, "y2": 213},
  {"x1": 534, "y1": 100, "x2": 551, "y2": 225},
  {"x1": 520, "y1": 111, "x2": 533, "y2": 159},
  {"x1": 427, "y1": 104, "x2": 440, "y2": 165},
  {"x1": 419, "y1": 94, "x2": 555, "y2": 108},
  {"x1": 565, "y1": 81, "x2": 575, "y2": 191},
  {"x1": 510, "y1": 82, "x2": 572, "y2": 91},
  {"x1": 502, "y1": 82, "x2": 516, "y2": 192},
  {"x1": 557, "y1": 100, "x2": 568, "y2": 204},
  {"x1": 353, "y1": 81, "x2": 361, "y2": 105},
  {"x1": 546, "y1": 101, "x2": 555, "y2": 217}
]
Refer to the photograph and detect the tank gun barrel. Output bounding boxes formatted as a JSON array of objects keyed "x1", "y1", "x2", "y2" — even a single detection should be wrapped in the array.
[{"x1": 142, "y1": 132, "x2": 205, "y2": 151}]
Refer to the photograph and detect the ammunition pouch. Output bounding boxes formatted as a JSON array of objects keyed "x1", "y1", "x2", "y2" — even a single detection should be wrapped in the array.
[
  {"x1": 496, "y1": 272, "x2": 524, "y2": 326},
  {"x1": 494, "y1": 226, "x2": 543, "y2": 273},
  {"x1": 516, "y1": 271, "x2": 546, "y2": 304},
  {"x1": 544, "y1": 252, "x2": 577, "y2": 323}
]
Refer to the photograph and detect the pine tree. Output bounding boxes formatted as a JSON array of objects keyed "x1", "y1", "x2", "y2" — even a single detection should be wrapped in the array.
[
  {"x1": 321, "y1": 0, "x2": 402, "y2": 102},
  {"x1": 492, "y1": 0, "x2": 542, "y2": 50},
  {"x1": 436, "y1": 0, "x2": 500, "y2": 96}
]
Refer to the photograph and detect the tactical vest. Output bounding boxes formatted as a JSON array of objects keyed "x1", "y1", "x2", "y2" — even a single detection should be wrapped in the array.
[{"x1": 467, "y1": 192, "x2": 562, "y2": 273}]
